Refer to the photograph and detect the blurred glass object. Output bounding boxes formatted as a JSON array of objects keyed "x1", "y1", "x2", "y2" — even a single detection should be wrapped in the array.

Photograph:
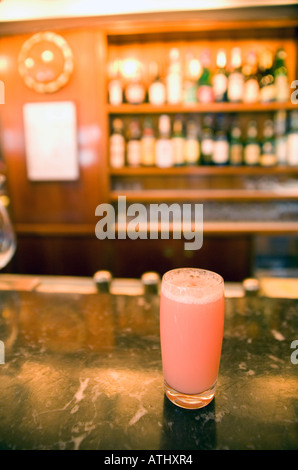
[{"x1": 0, "y1": 176, "x2": 16, "y2": 269}]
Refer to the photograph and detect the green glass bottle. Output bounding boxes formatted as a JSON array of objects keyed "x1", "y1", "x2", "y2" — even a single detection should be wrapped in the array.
[
  {"x1": 260, "y1": 119, "x2": 277, "y2": 167},
  {"x1": 244, "y1": 120, "x2": 260, "y2": 166},
  {"x1": 287, "y1": 110, "x2": 298, "y2": 166},
  {"x1": 212, "y1": 114, "x2": 229, "y2": 166},
  {"x1": 213, "y1": 49, "x2": 228, "y2": 102},
  {"x1": 197, "y1": 49, "x2": 214, "y2": 103},
  {"x1": 274, "y1": 48, "x2": 289, "y2": 103},
  {"x1": 230, "y1": 120, "x2": 243, "y2": 166},
  {"x1": 200, "y1": 114, "x2": 214, "y2": 165},
  {"x1": 259, "y1": 49, "x2": 276, "y2": 103}
]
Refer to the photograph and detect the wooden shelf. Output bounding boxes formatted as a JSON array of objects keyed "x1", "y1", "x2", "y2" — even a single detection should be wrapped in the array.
[
  {"x1": 109, "y1": 165, "x2": 298, "y2": 176},
  {"x1": 113, "y1": 220, "x2": 298, "y2": 234},
  {"x1": 15, "y1": 223, "x2": 96, "y2": 236},
  {"x1": 109, "y1": 189, "x2": 298, "y2": 201},
  {"x1": 14, "y1": 221, "x2": 298, "y2": 236},
  {"x1": 105, "y1": 13, "x2": 298, "y2": 243},
  {"x1": 107, "y1": 101, "x2": 297, "y2": 115},
  {"x1": 190, "y1": 221, "x2": 298, "y2": 234}
]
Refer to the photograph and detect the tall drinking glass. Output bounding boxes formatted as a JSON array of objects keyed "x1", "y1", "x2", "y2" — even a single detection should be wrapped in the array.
[{"x1": 160, "y1": 268, "x2": 224, "y2": 409}]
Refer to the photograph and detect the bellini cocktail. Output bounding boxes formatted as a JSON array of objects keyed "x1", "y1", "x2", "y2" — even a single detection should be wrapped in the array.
[{"x1": 160, "y1": 268, "x2": 224, "y2": 409}]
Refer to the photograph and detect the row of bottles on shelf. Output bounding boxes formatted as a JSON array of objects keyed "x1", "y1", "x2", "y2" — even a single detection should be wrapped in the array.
[
  {"x1": 108, "y1": 46, "x2": 290, "y2": 106},
  {"x1": 109, "y1": 110, "x2": 298, "y2": 168}
]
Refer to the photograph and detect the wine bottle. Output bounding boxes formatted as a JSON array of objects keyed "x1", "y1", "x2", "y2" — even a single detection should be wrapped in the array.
[
  {"x1": 197, "y1": 49, "x2": 214, "y2": 104},
  {"x1": 242, "y1": 50, "x2": 260, "y2": 103},
  {"x1": 274, "y1": 110, "x2": 288, "y2": 165},
  {"x1": 126, "y1": 118, "x2": 142, "y2": 167},
  {"x1": 110, "y1": 118, "x2": 125, "y2": 168},
  {"x1": 166, "y1": 48, "x2": 182, "y2": 104},
  {"x1": 185, "y1": 119, "x2": 200, "y2": 165},
  {"x1": 212, "y1": 114, "x2": 229, "y2": 165},
  {"x1": 274, "y1": 48, "x2": 289, "y2": 103},
  {"x1": 125, "y1": 62, "x2": 146, "y2": 105},
  {"x1": 108, "y1": 59, "x2": 123, "y2": 105},
  {"x1": 287, "y1": 110, "x2": 298, "y2": 166},
  {"x1": 229, "y1": 119, "x2": 243, "y2": 165},
  {"x1": 183, "y1": 52, "x2": 200, "y2": 103},
  {"x1": 201, "y1": 114, "x2": 214, "y2": 165},
  {"x1": 260, "y1": 119, "x2": 277, "y2": 167},
  {"x1": 141, "y1": 117, "x2": 156, "y2": 166},
  {"x1": 148, "y1": 61, "x2": 166, "y2": 105},
  {"x1": 244, "y1": 120, "x2": 260, "y2": 166},
  {"x1": 259, "y1": 49, "x2": 276, "y2": 103},
  {"x1": 213, "y1": 49, "x2": 228, "y2": 102},
  {"x1": 172, "y1": 115, "x2": 186, "y2": 166},
  {"x1": 155, "y1": 115, "x2": 174, "y2": 168},
  {"x1": 227, "y1": 47, "x2": 244, "y2": 103}
]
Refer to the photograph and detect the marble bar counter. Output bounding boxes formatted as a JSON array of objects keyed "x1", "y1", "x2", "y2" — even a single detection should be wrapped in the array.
[{"x1": 0, "y1": 289, "x2": 297, "y2": 450}]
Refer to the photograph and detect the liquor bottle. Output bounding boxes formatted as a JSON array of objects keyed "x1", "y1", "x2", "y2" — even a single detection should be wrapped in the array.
[
  {"x1": 287, "y1": 110, "x2": 298, "y2": 166},
  {"x1": 110, "y1": 118, "x2": 125, "y2": 168},
  {"x1": 259, "y1": 49, "x2": 276, "y2": 103},
  {"x1": 212, "y1": 114, "x2": 229, "y2": 165},
  {"x1": 126, "y1": 118, "x2": 142, "y2": 167},
  {"x1": 124, "y1": 62, "x2": 146, "y2": 105},
  {"x1": 141, "y1": 117, "x2": 156, "y2": 166},
  {"x1": 185, "y1": 119, "x2": 200, "y2": 165},
  {"x1": 229, "y1": 119, "x2": 243, "y2": 165},
  {"x1": 260, "y1": 119, "x2": 277, "y2": 167},
  {"x1": 274, "y1": 48, "x2": 289, "y2": 103},
  {"x1": 155, "y1": 114, "x2": 174, "y2": 168},
  {"x1": 172, "y1": 115, "x2": 186, "y2": 166},
  {"x1": 197, "y1": 49, "x2": 214, "y2": 104},
  {"x1": 274, "y1": 110, "x2": 288, "y2": 165},
  {"x1": 148, "y1": 61, "x2": 166, "y2": 105},
  {"x1": 183, "y1": 52, "x2": 200, "y2": 104},
  {"x1": 227, "y1": 47, "x2": 244, "y2": 103},
  {"x1": 212, "y1": 49, "x2": 228, "y2": 102},
  {"x1": 108, "y1": 59, "x2": 123, "y2": 105},
  {"x1": 166, "y1": 48, "x2": 183, "y2": 104},
  {"x1": 243, "y1": 120, "x2": 260, "y2": 166},
  {"x1": 242, "y1": 50, "x2": 260, "y2": 103},
  {"x1": 200, "y1": 114, "x2": 214, "y2": 165}
]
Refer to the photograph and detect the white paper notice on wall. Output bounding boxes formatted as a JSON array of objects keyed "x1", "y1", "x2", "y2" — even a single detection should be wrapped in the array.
[{"x1": 23, "y1": 101, "x2": 79, "y2": 181}]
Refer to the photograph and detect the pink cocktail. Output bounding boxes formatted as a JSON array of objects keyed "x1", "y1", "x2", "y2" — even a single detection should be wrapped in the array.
[{"x1": 160, "y1": 268, "x2": 224, "y2": 409}]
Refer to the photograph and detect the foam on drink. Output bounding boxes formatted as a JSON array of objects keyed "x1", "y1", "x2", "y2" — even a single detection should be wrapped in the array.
[{"x1": 161, "y1": 268, "x2": 224, "y2": 305}]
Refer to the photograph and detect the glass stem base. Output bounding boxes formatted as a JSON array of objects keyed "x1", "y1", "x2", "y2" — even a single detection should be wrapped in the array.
[{"x1": 164, "y1": 380, "x2": 216, "y2": 409}]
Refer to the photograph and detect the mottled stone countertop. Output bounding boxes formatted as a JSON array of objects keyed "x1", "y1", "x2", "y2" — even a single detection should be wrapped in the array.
[{"x1": 0, "y1": 290, "x2": 297, "y2": 450}]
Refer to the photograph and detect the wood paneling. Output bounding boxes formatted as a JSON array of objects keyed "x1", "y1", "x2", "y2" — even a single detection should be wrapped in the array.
[
  {"x1": 0, "y1": 29, "x2": 108, "y2": 226},
  {"x1": 4, "y1": 235, "x2": 252, "y2": 283}
]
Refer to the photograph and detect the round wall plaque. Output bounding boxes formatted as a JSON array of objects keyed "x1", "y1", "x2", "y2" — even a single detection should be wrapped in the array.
[{"x1": 18, "y1": 31, "x2": 74, "y2": 93}]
